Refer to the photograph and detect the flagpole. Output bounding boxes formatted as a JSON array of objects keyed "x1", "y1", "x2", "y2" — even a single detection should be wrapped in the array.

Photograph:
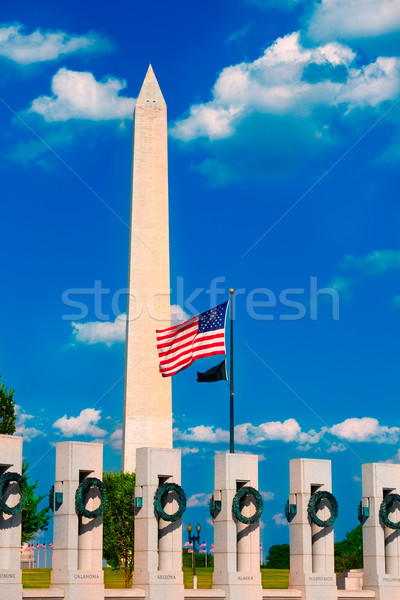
[{"x1": 229, "y1": 288, "x2": 234, "y2": 453}]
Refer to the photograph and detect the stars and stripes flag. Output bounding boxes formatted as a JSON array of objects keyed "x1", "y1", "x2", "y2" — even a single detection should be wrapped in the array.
[
  {"x1": 184, "y1": 542, "x2": 193, "y2": 547},
  {"x1": 199, "y1": 549, "x2": 206, "y2": 554},
  {"x1": 156, "y1": 302, "x2": 228, "y2": 377},
  {"x1": 48, "y1": 543, "x2": 53, "y2": 549},
  {"x1": 188, "y1": 549, "x2": 193, "y2": 554},
  {"x1": 199, "y1": 542, "x2": 206, "y2": 548}
]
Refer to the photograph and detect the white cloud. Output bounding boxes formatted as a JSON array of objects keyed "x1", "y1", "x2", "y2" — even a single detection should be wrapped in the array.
[
  {"x1": 0, "y1": 23, "x2": 110, "y2": 65},
  {"x1": 187, "y1": 493, "x2": 212, "y2": 508},
  {"x1": 171, "y1": 32, "x2": 399, "y2": 143},
  {"x1": 327, "y1": 442, "x2": 347, "y2": 453},
  {"x1": 110, "y1": 428, "x2": 122, "y2": 450},
  {"x1": 272, "y1": 513, "x2": 288, "y2": 526},
  {"x1": 226, "y1": 24, "x2": 252, "y2": 45},
  {"x1": 328, "y1": 249, "x2": 400, "y2": 301},
  {"x1": 171, "y1": 305, "x2": 190, "y2": 326},
  {"x1": 15, "y1": 405, "x2": 43, "y2": 442},
  {"x1": 261, "y1": 491, "x2": 275, "y2": 501},
  {"x1": 234, "y1": 418, "x2": 323, "y2": 446},
  {"x1": 8, "y1": 129, "x2": 74, "y2": 169},
  {"x1": 341, "y1": 249, "x2": 400, "y2": 276},
  {"x1": 175, "y1": 415, "x2": 400, "y2": 451},
  {"x1": 71, "y1": 313, "x2": 126, "y2": 346},
  {"x1": 29, "y1": 68, "x2": 134, "y2": 122},
  {"x1": 329, "y1": 417, "x2": 400, "y2": 444},
  {"x1": 71, "y1": 305, "x2": 191, "y2": 347},
  {"x1": 174, "y1": 425, "x2": 229, "y2": 443},
  {"x1": 353, "y1": 475, "x2": 361, "y2": 482},
  {"x1": 180, "y1": 447, "x2": 200, "y2": 455},
  {"x1": 308, "y1": 0, "x2": 400, "y2": 43},
  {"x1": 387, "y1": 449, "x2": 400, "y2": 464},
  {"x1": 296, "y1": 443, "x2": 312, "y2": 451},
  {"x1": 53, "y1": 408, "x2": 108, "y2": 438}
]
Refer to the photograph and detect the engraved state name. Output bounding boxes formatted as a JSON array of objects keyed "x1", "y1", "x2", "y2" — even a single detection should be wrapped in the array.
[
  {"x1": 74, "y1": 574, "x2": 100, "y2": 580},
  {"x1": 157, "y1": 574, "x2": 176, "y2": 580},
  {"x1": 238, "y1": 575, "x2": 253, "y2": 581},
  {"x1": 308, "y1": 576, "x2": 334, "y2": 582},
  {"x1": 383, "y1": 577, "x2": 400, "y2": 582},
  {"x1": 0, "y1": 573, "x2": 16, "y2": 579}
]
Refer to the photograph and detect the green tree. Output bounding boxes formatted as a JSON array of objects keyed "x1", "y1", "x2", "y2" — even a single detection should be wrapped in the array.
[
  {"x1": 21, "y1": 460, "x2": 52, "y2": 544},
  {"x1": 264, "y1": 543, "x2": 290, "y2": 569},
  {"x1": 103, "y1": 470, "x2": 136, "y2": 588},
  {"x1": 0, "y1": 376, "x2": 16, "y2": 434},
  {"x1": 335, "y1": 525, "x2": 363, "y2": 573}
]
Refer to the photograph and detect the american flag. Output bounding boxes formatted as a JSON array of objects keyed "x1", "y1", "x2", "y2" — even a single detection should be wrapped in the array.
[
  {"x1": 184, "y1": 542, "x2": 193, "y2": 547},
  {"x1": 199, "y1": 549, "x2": 206, "y2": 554},
  {"x1": 48, "y1": 543, "x2": 53, "y2": 549},
  {"x1": 156, "y1": 302, "x2": 228, "y2": 377},
  {"x1": 188, "y1": 549, "x2": 193, "y2": 554},
  {"x1": 199, "y1": 542, "x2": 206, "y2": 548}
]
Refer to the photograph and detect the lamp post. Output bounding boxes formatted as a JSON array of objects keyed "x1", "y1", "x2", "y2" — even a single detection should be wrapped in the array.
[{"x1": 187, "y1": 523, "x2": 201, "y2": 589}]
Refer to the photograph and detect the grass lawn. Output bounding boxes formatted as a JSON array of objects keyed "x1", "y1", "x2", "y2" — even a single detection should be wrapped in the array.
[{"x1": 23, "y1": 567, "x2": 290, "y2": 589}]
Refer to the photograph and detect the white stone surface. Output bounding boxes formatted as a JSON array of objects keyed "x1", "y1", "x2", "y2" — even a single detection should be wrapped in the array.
[
  {"x1": 134, "y1": 447, "x2": 184, "y2": 600},
  {"x1": 212, "y1": 452, "x2": 263, "y2": 600},
  {"x1": 50, "y1": 442, "x2": 104, "y2": 600},
  {"x1": 19, "y1": 590, "x2": 379, "y2": 600},
  {"x1": 288, "y1": 458, "x2": 337, "y2": 600},
  {"x1": 362, "y1": 463, "x2": 400, "y2": 600},
  {"x1": 122, "y1": 65, "x2": 173, "y2": 474},
  {"x1": 337, "y1": 570, "x2": 364, "y2": 591},
  {"x1": 0, "y1": 434, "x2": 23, "y2": 600}
]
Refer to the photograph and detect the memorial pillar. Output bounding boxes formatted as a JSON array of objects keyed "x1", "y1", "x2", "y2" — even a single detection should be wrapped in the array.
[
  {"x1": 362, "y1": 462, "x2": 400, "y2": 600},
  {"x1": 0, "y1": 434, "x2": 23, "y2": 600},
  {"x1": 212, "y1": 452, "x2": 263, "y2": 600},
  {"x1": 288, "y1": 458, "x2": 337, "y2": 600},
  {"x1": 134, "y1": 447, "x2": 184, "y2": 600},
  {"x1": 51, "y1": 441, "x2": 104, "y2": 600}
]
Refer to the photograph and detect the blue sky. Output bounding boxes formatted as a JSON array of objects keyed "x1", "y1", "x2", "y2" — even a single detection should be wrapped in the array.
[{"x1": 2, "y1": 0, "x2": 400, "y2": 554}]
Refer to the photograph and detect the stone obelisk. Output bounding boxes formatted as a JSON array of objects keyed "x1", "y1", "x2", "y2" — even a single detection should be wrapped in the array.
[{"x1": 122, "y1": 65, "x2": 172, "y2": 473}]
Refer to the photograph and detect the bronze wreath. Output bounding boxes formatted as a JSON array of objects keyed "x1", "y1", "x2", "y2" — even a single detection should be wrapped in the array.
[
  {"x1": 380, "y1": 493, "x2": 400, "y2": 530},
  {"x1": 0, "y1": 472, "x2": 27, "y2": 515},
  {"x1": 308, "y1": 490, "x2": 338, "y2": 528},
  {"x1": 153, "y1": 482, "x2": 186, "y2": 522},
  {"x1": 75, "y1": 477, "x2": 106, "y2": 519},
  {"x1": 232, "y1": 486, "x2": 263, "y2": 524}
]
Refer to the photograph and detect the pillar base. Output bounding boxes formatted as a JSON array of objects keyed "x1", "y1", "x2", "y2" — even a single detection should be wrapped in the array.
[
  {"x1": 289, "y1": 571, "x2": 337, "y2": 600},
  {"x1": 134, "y1": 572, "x2": 184, "y2": 600},
  {"x1": 51, "y1": 569, "x2": 104, "y2": 600},
  {"x1": 213, "y1": 571, "x2": 263, "y2": 600},
  {"x1": 0, "y1": 569, "x2": 22, "y2": 600},
  {"x1": 363, "y1": 573, "x2": 400, "y2": 600}
]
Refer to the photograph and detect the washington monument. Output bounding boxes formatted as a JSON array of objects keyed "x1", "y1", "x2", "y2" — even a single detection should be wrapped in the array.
[{"x1": 122, "y1": 65, "x2": 173, "y2": 472}]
